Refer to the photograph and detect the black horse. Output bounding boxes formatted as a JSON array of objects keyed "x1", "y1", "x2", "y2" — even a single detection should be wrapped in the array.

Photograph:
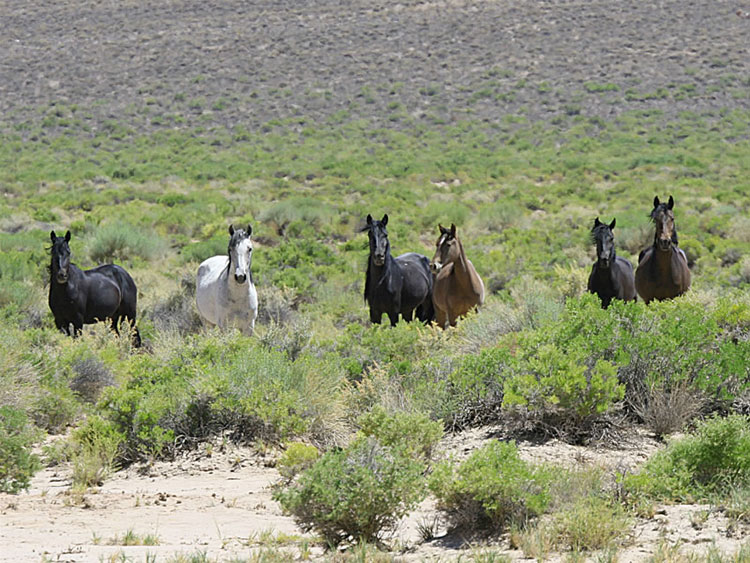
[
  {"x1": 362, "y1": 214, "x2": 434, "y2": 326},
  {"x1": 587, "y1": 217, "x2": 637, "y2": 309},
  {"x1": 48, "y1": 230, "x2": 141, "y2": 347}
]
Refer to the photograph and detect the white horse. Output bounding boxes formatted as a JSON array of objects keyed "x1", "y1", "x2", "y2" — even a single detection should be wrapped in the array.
[{"x1": 196, "y1": 224, "x2": 258, "y2": 335}]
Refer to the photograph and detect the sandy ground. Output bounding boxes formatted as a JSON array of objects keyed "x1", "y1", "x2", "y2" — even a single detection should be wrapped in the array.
[{"x1": 2, "y1": 428, "x2": 748, "y2": 562}]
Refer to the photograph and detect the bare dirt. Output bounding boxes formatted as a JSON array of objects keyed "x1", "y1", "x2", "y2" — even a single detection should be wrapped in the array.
[
  {"x1": 1, "y1": 427, "x2": 748, "y2": 562},
  {"x1": 2, "y1": 0, "x2": 750, "y2": 138}
]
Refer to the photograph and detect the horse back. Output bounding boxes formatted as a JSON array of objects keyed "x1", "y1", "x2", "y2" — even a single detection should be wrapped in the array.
[
  {"x1": 82, "y1": 264, "x2": 134, "y2": 321},
  {"x1": 394, "y1": 252, "x2": 432, "y2": 299},
  {"x1": 614, "y1": 256, "x2": 637, "y2": 301}
]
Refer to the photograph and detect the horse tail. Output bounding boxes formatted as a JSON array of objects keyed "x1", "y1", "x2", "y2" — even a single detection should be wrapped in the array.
[{"x1": 416, "y1": 297, "x2": 435, "y2": 324}]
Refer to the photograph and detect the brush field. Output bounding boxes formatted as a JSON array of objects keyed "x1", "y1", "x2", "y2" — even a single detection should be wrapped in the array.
[{"x1": 2, "y1": 1, "x2": 750, "y2": 561}]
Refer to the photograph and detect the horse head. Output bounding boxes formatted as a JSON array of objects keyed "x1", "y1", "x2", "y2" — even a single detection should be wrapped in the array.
[
  {"x1": 431, "y1": 223, "x2": 458, "y2": 274},
  {"x1": 651, "y1": 195, "x2": 677, "y2": 252},
  {"x1": 591, "y1": 217, "x2": 616, "y2": 269},
  {"x1": 227, "y1": 224, "x2": 253, "y2": 284},
  {"x1": 50, "y1": 230, "x2": 72, "y2": 284},
  {"x1": 362, "y1": 214, "x2": 390, "y2": 267}
]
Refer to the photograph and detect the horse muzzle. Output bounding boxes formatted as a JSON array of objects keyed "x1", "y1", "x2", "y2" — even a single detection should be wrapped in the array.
[
  {"x1": 234, "y1": 273, "x2": 247, "y2": 284},
  {"x1": 373, "y1": 255, "x2": 385, "y2": 267},
  {"x1": 598, "y1": 258, "x2": 610, "y2": 269},
  {"x1": 657, "y1": 238, "x2": 671, "y2": 251},
  {"x1": 430, "y1": 261, "x2": 442, "y2": 274},
  {"x1": 56, "y1": 272, "x2": 68, "y2": 283}
]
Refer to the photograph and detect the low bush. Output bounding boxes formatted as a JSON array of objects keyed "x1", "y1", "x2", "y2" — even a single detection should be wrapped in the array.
[
  {"x1": 0, "y1": 406, "x2": 41, "y2": 493},
  {"x1": 552, "y1": 496, "x2": 630, "y2": 552},
  {"x1": 428, "y1": 440, "x2": 553, "y2": 533},
  {"x1": 274, "y1": 436, "x2": 427, "y2": 546},
  {"x1": 276, "y1": 442, "x2": 319, "y2": 481},
  {"x1": 625, "y1": 414, "x2": 750, "y2": 502},
  {"x1": 70, "y1": 415, "x2": 125, "y2": 487},
  {"x1": 356, "y1": 405, "x2": 442, "y2": 461},
  {"x1": 88, "y1": 223, "x2": 167, "y2": 263}
]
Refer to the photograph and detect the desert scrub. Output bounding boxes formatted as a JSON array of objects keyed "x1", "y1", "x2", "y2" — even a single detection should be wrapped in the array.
[
  {"x1": 69, "y1": 415, "x2": 124, "y2": 487},
  {"x1": 0, "y1": 406, "x2": 41, "y2": 493},
  {"x1": 625, "y1": 414, "x2": 750, "y2": 502},
  {"x1": 100, "y1": 333, "x2": 347, "y2": 460},
  {"x1": 552, "y1": 496, "x2": 630, "y2": 552},
  {"x1": 356, "y1": 405, "x2": 443, "y2": 461},
  {"x1": 277, "y1": 442, "x2": 320, "y2": 481},
  {"x1": 500, "y1": 294, "x2": 625, "y2": 427},
  {"x1": 429, "y1": 440, "x2": 553, "y2": 533},
  {"x1": 87, "y1": 222, "x2": 167, "y2": 264},
  {"x1": 274, "y1": 435, "x2": 427, "y2": 546}
]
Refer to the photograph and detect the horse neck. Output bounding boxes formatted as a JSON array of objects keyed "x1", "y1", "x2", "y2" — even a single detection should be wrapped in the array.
[
  {"x1": 368, "y1": 252, "x2": 399, "y2": 292},
  {"x1": 649, "y1": 243, "x2": 676, "y2": 273},
  {"x1": 448, "y1": 239, "x2": 471, "y2": 282}
]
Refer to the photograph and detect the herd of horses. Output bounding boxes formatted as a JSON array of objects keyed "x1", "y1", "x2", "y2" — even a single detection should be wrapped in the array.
[{"x1": 46, "y1": 195, "x2": 691, "y2": 345}]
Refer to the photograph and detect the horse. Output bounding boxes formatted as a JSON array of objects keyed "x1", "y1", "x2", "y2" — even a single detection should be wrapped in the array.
[
  {"x1": 196, "y1": 224, "x2": 258, "y2": 335},
  {"x1": 587, "y1": 217, "x2": 637, "y2": 309},
  {"x1": 430, "y1": 223, "x2": 485, "y2": 328},
  {"x1": 48, "y1": 230, "x2": 141, "y2": 347},
  {"x1": 361, "y1": 214, "x2": 434, "y2": 326},
  {"x1": 635, "y1": 195, "x2": 691, "y2": 304}
]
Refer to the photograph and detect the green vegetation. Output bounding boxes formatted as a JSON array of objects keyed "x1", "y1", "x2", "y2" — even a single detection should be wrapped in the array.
[
  {"x1": 0, "y1": 406, "x2": 41, "y2": 493},
  {"x1": 2, "y1": 77, "x2": 750, "y2": 559},
  {"x1": 429, "y1": 441, "x2": 553, "y2": 532},
  {"x1": 626, "y1": 414, "x2": 750, "y2": 502},
  {"x1": 274, "y1": 435, "x2": 427, "y2": 546}
]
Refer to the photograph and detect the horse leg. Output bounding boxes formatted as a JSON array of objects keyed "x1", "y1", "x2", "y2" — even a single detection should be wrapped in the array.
[
  {"x1": 387, "y1": 312, "x2": 399, "y2": 326},
  {"x1": 434, "y1": 307, "x2": 448, "y2": 330},
  {"x1": 402, "y1": 309, "x2": 414, "y2": 322},
  {"x1": 369, "y1": 308, "x2": 383, "y2": 324}
]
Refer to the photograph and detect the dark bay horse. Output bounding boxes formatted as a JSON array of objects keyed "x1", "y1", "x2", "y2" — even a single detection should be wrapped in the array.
[
  {"x1": 587, "y1": 217, "x2": 636, "y2": 309},
  {"x1": 635, "y1": 196, "x2": 691, "y2": 304},
  {"x1": 362, "y1": 214, "x2": 434, "y2": 326},
  {"x1": 430, "y1": 223, "x2": 485, "y2": 328},
  {"x1": 48, "y1": 230, "x2": 141, "y2": 346}
]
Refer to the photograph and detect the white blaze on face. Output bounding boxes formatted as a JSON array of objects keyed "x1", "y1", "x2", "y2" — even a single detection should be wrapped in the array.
[
  {"x1": 231, "y1": 236, "x2": 253, "y2": 282},
  {"x1": 431, "y1": 234, "x2": 447, "y2": 273}
]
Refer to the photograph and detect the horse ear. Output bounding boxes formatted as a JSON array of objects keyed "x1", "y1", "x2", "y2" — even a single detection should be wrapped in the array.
[
  {"x1": 229, "y1": 224, "x2": 235, "y2": 236},
  {"x1": 438, "y1": 223, "x2": 446, "y2": 234},
  {"x1": 667, "y1": 195, "x2": 674, "y2": 209},
  {"x1": 450, "y1": 223, "x2": 457, "y2": 237},
  {"x1": 50, "y1": 230, "x2": 57, "y2": 242},
  {"x1": 609, "y1": 218, "x2": 616, "y2": 230},
  {"x1": 653, "y1": 196, "x2": 660, "y2": 208},
  {"x1": 366, "y1": 214, "x2": 373, "y2": 225},
  {"x1": 246, "y1": 224, "x2": 253, "y2": 236},
  {"x1": 64, "y1": 231, "x2": 71, "y2": 242},
  {"x1": 381, "y1": 214, "x2": 388, "y2": 226},
  {"x1": 594, "y1": 217, "x2": 602, "y2": 228}
]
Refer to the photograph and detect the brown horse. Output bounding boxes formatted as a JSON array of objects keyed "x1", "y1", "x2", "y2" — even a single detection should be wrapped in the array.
[
  {"x1": 635, "y1": 196, "x2": 691, "y2": 304},
  {"x1": 430, "y1": 223, "x2": 485, "y2": 328}
]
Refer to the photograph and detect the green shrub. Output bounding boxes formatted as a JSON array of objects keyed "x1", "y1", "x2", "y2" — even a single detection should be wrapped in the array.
[
  {"x1": 429, "y1": 440, "x2": 552, "y2": 533},
  {"x1": 70, "y1": 415, "x2": 125, "y2": 487},
  {"x1": 626, "y1": 414, "x2": 750, "y2": 501},
  {"x1": 553, "y1": 496, "x2": 630, "y2": 552},
  {"x1": 88, "y1": 223, "x2": 167, "y2": 263},
  {"x1": 500, "y1": 295, "x2": 625, "y2": 425},
  {"x1": 0, "y1": 406, "x2": 41, "y2": 493},
  {"x1": 356, "y1": 405, "x2": 443, "y2": 461},
  {"x1": 277, "y1": 442, "x2": 319, "y2": 481},
  {"x1": 274, "y1": 436, "x2": 427, "y2": 546}
]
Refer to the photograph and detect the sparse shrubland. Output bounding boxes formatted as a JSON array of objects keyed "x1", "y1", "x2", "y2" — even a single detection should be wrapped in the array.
[{"x1": 1, "y1": 56, "x2": 750, "y2": 561}]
